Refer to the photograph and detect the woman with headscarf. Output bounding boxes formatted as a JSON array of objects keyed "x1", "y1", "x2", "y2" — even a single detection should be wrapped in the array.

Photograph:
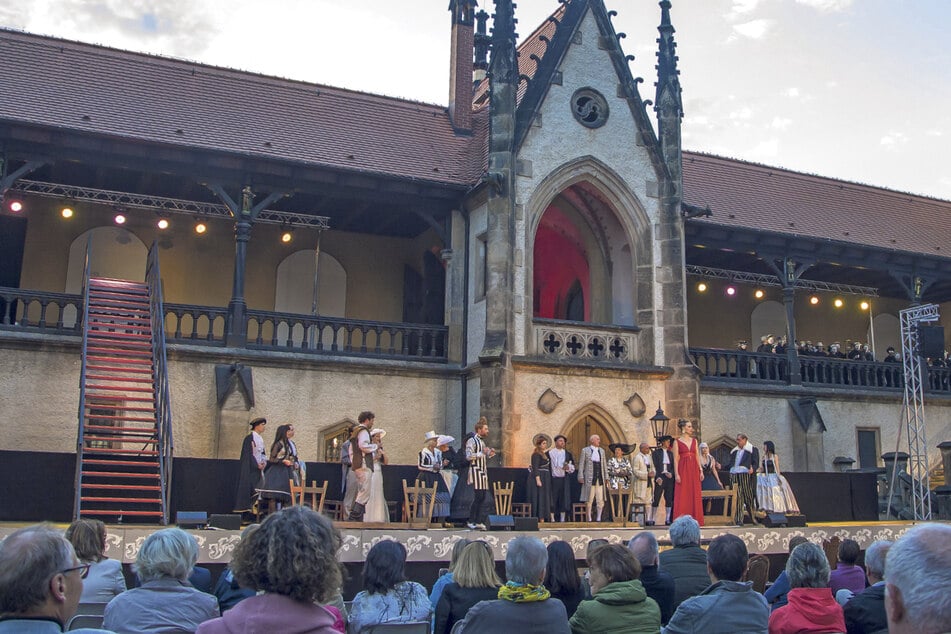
[{"x1": 365, "y1": 428, "x2": 389, "y2": 523}]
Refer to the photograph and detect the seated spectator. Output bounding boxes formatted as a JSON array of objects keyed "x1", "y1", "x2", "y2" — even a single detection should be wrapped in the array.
[
  {"x1": 769, "y1": 542, "x2": 845, "y2": 634},
  {"x1": 197, "y1": 507, "x2": 343, "y2": 633},
  {"x1": 348, "y1": 540, "x2": 430, "y2": 633},
  {"x1": 429, "y1": 538, "x2": 470, "y2": 616},
  {"x1": 452, "y1": 536, "x2": 569, "y2": 634},
  {"x1": 65, "y1": 518, "x2": 127, "y2": 603},
  {"x1": 663, "y1": 534, "x2": 768, "y2": 634},
  {"x1": 569, "y1": 543, "x2": 660, "y2": 634},
  {"x1": 628, "y1": 532, "x2": 675, "y2": 625},
  {"x1": 211, "y1": 524, "x2": 260, "y2": 614},
  {"x1": 544, "y1": 540, "x2": 586, "y2": 619},
  {"x1": 0, "y1": 524, "x2": 113, "y2": 633},
  {"x1": 434, "y1": 541, "x2": 501, "y2": 634},
  {"x1": 580, "y1": 538, "x2": 608, "y2": 599},
  {"x1": 763, "y1": 536, "x2": 808, "y2": 612},
  {"x1": 884, "y1": 523, "x2": 951, "y2": 634},
  {"x1": 842, "y1": 540, "x2": 891, "y2": 634},
  {"x1": 104, "y1": 528, "x2": 218, "y2": 633},
  {"x1": 830, "y1": 538, "x2": 867, "y2": 596},
  {"x1": 659, "y1": 515, "x2": 708, "y2": 609}
]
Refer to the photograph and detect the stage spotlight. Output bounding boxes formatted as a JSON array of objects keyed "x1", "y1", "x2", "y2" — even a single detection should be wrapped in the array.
[
  {"x1": 8, "y1": 200, "x2": 23, "y2": 213},
  {"x1": 726, "y1": 286, "x2": 736, "y2": 297},
  {"x1": 194, "y1": 221, "x2": 207, "y2": 234},
  {"x1": 61, "y1": 207, "x2": 74, "y2": 219},
  {"x1": 860, "y1": 301, "x2": 870, "y2": 311},
  {"x1": 809, "y1": 295, "x2": 819, "y2": 305},
  {"x1": 157, "y1": 218, "x2": 169, "y2": 230},
  {"x1": 754, "y1": 289, "x2": 765, "y2": 299},
  {"x1": 281, "y1": 230, "x2": 292, "y2": 243},
  {"x1": 114, "y1": 214, "x2": 127, "y2": 225},
  {"x1": 697, "y1": 282, "x2": 707, "y2": 292},
  {"x1": 833, "y1": 298, "x2": 844, "y2": 308}
]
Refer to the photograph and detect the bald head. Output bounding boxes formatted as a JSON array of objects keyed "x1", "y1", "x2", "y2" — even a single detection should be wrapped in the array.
[{"x1": 885, "y1": 523, "x2": 951, "y2": 634}]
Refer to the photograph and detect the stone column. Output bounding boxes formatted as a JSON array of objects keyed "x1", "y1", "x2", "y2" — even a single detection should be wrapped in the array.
[
  {"x1": 225, "y1": 216, "x2": 252, "y2": 347},
  {"x1": 783, "y1": 286, "x2": 801, "y2": 385}
]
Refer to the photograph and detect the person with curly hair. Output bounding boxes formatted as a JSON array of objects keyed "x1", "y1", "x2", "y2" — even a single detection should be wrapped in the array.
[
  {"x1": 197, "y1": 506, "x2": 344, "y2": 633},
  {"x1": 348, "y1": 540, "x2": 430, "y2": 633},
  {"x1": 65, "y1": 518, "x2": 126, "y2": 603}
]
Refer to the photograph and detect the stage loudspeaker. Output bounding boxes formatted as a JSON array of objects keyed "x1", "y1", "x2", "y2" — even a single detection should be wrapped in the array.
[
  {"x1": 761, "y1": 512, "x2": 787, "y2": 527},
  {"x1": 514, "y1": 517, "x2": 539, "y2": 531},
  {"x1": 784, "y1": 514, "x2": 807, "y2": 527},
  {"x1": 175, "y1": 511, "x2": 208, "y2": 529},
  {"x1": 487, "y1": 514, "x2": 515, "y2": 531},
  {"x1": 208, "y1": 514, "x2": 242, "y2": 530},
  {"x1": 918, "y1": 325, "x2": 945, "y2": 358}
]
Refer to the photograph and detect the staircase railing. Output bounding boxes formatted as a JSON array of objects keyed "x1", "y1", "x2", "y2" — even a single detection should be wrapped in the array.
[
  {"x1": 146, "y1": 241, "x2": 173, "y2": 525},
  {"x1": 72, "y1": 241, "x2": 93, "y2": 520}
]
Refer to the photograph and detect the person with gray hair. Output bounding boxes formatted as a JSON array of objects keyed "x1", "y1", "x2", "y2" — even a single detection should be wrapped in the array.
[
  {"x1": 659, "y1": 515, "x2": 708, "y2": 610},
  {"x1": 842, "y1": 540, "x2": 891, "y2": 634},
  {"x1": 0, "y1": 524, "x2": 113, "y2": 633},
  {"x1": 884, "y1": 523, "x2": 951, "y2": 634},
  {"x1": 768, "y1": 541, "x2": 845, "y2": 634},
  {"x1": 662, "y1": 533, "x2": 767, "y2": 634},
  {"x1": 453, "y1": 537, "x2": 569, "y2": 633},
  {"x1": 629, "y1": 532, "x2": 675, "y2": 624},
  {"x1": 103, "y1": 528, "x2": 218, "y2": 633}
]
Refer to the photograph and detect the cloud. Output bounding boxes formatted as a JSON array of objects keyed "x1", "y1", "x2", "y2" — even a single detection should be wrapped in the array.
[
  {"x1": 729, "y1": 106, "x2": 754, "y2": 121},
  {"x1": 726, "y1": 0, "x2": 762, "y2": 18},
  {"x1": 748, "y1": 138, "x2": 780, "y2": 159},
  {"x1": 771, "y1": 117, "x2": 793, "y2": 130},
  {"x1": 783, "y1": 87, "x2": 801, "y2": 98},
  {"x1": 880, "y1": 132, "x2": 909, "y2": 147},
  {"x1": 795, "y1": 0, "x2": 854, "y2": 12},
  {"x1": 729, "y1": 19, "x2": 774, "y2": 41},
  {"x1": 926, "y1": 129, "x2": 943, "y2": 137}
]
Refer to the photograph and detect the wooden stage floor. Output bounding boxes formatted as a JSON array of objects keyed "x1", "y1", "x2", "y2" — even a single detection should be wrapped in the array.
[{"x1": 1, "y1": 520, "x2": 927, "y2": 564}]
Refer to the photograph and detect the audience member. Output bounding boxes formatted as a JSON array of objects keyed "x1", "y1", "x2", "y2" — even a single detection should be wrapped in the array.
[
  {"x1": 842, "y1": 540, "x2": 891, "y2": 634},
  {"x1": 197, "y1": 507, "x2": 343, "y2": 633},
  {"x1": 452, "y1": 536, "x2": 569, "y2": 634},
  {"x1": 580, "y1": 538, "x2": 609, "y2": 599},
  {"x1": 65, "y1": 518, "x2": 126, "y2": 603},
  {"x1": 544, "y1": 540, "x2": 586, "y2": 619},
  {"x1": 103, "y1": 528, "x2": 218, "y2": 633},
  {"x1": 348, "y1": 540, "x2": 430, "y2": 633},
  {"x1": 434, "y1": 541, "x2": 501, "y2": 634},
  {"x1": 884, "y1": 523, "x2": 951, "y2": 634},
  {"x1": 768, "y1": 542, "x2": 845, "y2": 634},
  {"x1": 763, "y1": 536, "x2": 808, "y2": 612},
  {"x1": 829, "y1": 538, "x2": 866, "y2": 596},
  {"x1": 658, "y1": 515, "x2": 708, "y2": 609},
  {"x1": 0, "y1": 524, "x2": 113, "y2": 633},
  {"x1": 569, "y1": 544, "x2": 660, "y2": 634},
  {"x1": 663, "y1": 533, "x2": 768, "y2": 634},
  {"x1": 429, "y1": 538, "x2": 470, "y2": 617},
  {"x1": 211, "y1": 524, "x2": 260, "y2": 615},
  {"x1": 628, "y1": 532, "x2": 675, "y2": 625}
]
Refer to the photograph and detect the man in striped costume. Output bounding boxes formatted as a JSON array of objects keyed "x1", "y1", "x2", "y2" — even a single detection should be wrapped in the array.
[{"x1": 466, "y1": 417, "x2": 496, "y2": 530}]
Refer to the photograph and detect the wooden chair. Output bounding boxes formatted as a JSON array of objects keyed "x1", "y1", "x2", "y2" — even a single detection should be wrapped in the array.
[
  {"x1": 701, "y1": 488, "x2": 738, "y2": 526},
  {"x1": 289, "y1": 479, "x2": 304, "y2": 505},
  {"x1": 403, "y1": 479, "x2": 438, "y2": 528},
  {"x1": 297, "y1": 480, "x2": 328, "y2": 513},
  {"x1": 743, "y1": 554, "x2": 770, "y2": 594},
  {"x1": 322, "y1": 500, "x2": 343, "y2": 521},
  {"x1": 511, "y1": 503, "x2": 532, "y2": 518},
  {"x1": 608, "y1": 486, "x2": 632, "y2": 527},
  {"x1": 630, "y1": 502, "x2": 647, "y2": 526},
  {"x1": 366, "y1": 622, "x2": 431, "y2": 634},
  {"x1": 822, "y1": 536, "x2": 841, "y2": 568},
  {"x1": 572, "y1": 503, "x2": 587, "y2": 522},
  {"x1": 493, "y1": 481, "x2": 514, "y2": 516}
]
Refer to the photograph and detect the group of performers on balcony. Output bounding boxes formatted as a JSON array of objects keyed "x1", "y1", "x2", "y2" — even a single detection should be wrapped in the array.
[{"x1": 234, "y1": 414, "x2": 799, "y2": 527}]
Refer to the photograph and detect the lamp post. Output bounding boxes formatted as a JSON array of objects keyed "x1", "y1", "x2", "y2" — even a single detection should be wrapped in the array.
[{"x1": 650, "y1": 403, "x2": 670, "y2": 447}]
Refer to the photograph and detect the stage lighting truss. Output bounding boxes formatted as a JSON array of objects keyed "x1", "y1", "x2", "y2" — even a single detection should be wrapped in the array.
[{"x1": 686, "y1": 265, "x2": 878, "y2": 297}]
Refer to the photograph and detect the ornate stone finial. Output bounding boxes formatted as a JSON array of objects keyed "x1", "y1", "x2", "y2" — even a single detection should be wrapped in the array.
[
  {"x1": 474, "y1": 9, "x2": 491, "y2": 82},
  {"x1": 537, "y1": 388, "x2": 563, "y2": 414},
  {"x1": 489, "y1": 0, "x2": 518, "y2": 85},
  {"x1": 654, "y1": 0, "x2": 683, "y2": 120},
  {"x1": 624, "y1": 393, "x2": 647, "y2": 417}
]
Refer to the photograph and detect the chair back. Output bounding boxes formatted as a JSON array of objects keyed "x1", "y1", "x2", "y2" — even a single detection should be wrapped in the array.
[
  {"x1": 300, "y1": 480, "x2": 328, "y2": 513},
  {"x1": 289, "y1": 478, "x2": 304, "y2": 506},
  {"x1": 492, "y1": 481, "x2": 514, "y2": 515},
  {"x1": 75, "y1": 602, "x2": 108, "y2": 616},
  {"x1": 608, "y1": 487, "x2": 631, "y2": 526},
  {"x1": 403, "y1": 479, "x2": 438, "y2": 527},
  {"x1": 67, "y1": 614, "x2": 105, "y2": 631},
  {"x1": 366, "y1": 622, "x2": 431, "y2": 634},
  {"x1": 822, "y1": 536, "x2": 841, "y2": 568},
  {"x1": 743, "y1": 554, "x2": 770, "y2": 594}
]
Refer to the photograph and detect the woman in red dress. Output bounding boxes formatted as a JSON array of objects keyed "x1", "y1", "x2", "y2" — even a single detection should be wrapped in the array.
[{"x1": 672, "y1": 418, "x2": 704, "y2": 525}]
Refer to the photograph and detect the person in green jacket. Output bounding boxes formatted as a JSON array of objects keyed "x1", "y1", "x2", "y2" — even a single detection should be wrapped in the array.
[{"x1": 569, "y1": 543, "x2": 661, "y2": 634}]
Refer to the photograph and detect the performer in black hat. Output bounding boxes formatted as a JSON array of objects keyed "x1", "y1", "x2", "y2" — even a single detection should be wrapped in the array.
[
  {"x1": 648, "y1": 435, "x2": 675, "y2": 526},
  {"x1": 234, "y1": 417, "x2": 267, "y2": 520},
  {"x1": 547, "y1": 434, "x2": 575, "y2": 522}
]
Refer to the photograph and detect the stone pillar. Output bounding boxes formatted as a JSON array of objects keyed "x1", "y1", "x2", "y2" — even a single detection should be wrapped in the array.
[
  {"x1": 443, "y1": 215, "x2": 466, "y2": 364},
  {"x1": 226, "y1": 216, "x2": 252, "y2": 347},
  {"x1": 832, "y1": 456, "x2": 855, "y2": 473},
  {"x1": 882, "y1": 451, "x2": 910, "y2": 480},
  {"x1": 783, "y1": 287, "x2": 801, "y2": 385}
]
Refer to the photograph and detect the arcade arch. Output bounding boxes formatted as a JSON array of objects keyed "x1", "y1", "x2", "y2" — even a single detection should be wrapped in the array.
[
  {"x1": 64, "y1": 227, "x2": 148, "y2": 326},
  {"x1": 557, "y1": 403, "x2": 627, "y2": 454}
]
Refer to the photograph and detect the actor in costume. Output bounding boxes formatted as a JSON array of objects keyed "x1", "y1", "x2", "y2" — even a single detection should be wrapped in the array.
[
  {"x1": 529, "y1": 435, "x2": 553, "y2": 522},
  {"x1": 607, "y1": 444, "x2": 634, "y2": 491},
  {"x1": 699, "y1": 441, "x2": 724, "y2": 515},
  {"x1": 648, "y1": 436, "x2": 675, "y2": 526},
  {"x1": 729, "y1": 433, "x2": 760, "y2": 525},
  {"x1": 547, "y1": 435, "x2": 575, "y2": 522},
  {"x1": 578, "y1": 434, "x2": 609, "y2": 522},
  {"x1": 417, "y1": 431, "x2": 451, "y2": 522},
  {"x1": 756, "y1": 440, "x2": 800, "y2": 514},
  {"x1": 672, "y1": 419, "x2": 704, "y2": 526},
  {"x1": 341, "y1": 426, "x2": 358, "y2": 517},
  {"x1": 347, "y1": 411, "x2": 378, "y2": 521},
  {"x1": 365, "y1": 428, "x2": 389, "y2": 522},
  {"x1": 258, "y1": 424, "x2": 300, "y2": 513},
  {"x1": 449, "y1": 433, "x2": 475, "y2": 524},
  {"x1": 632, "y1": 443, "x2": 654, "y2": 507},
  {"x1": 233, "y1": 417, "x2": 267, "y2": 518},
  {"x1": 466, "y1": 417, "x2": 495, "y2": 530}
]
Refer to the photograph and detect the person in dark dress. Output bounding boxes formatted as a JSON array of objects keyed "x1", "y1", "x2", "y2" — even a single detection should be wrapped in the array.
[
  {"x1": 233, "y1": 417, "x2": 267, "y2": 519},
  {"x1": 449, "y1": 433, "x2": 475, "y2": 524},
  {"x1": 258, "y1": 424, "x2": 299, "y2": 513},
  {"x1": 530, "y1": 435, "x2": 553, "y2": 522},
  {"x1": 699, "y1": 441, "x2": 723, "y2": 515}
]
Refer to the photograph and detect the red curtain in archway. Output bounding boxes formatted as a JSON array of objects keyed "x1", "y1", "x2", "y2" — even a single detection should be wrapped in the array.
[{"x1": 533, "y1": 206, "x2": 591, "y2": 321}]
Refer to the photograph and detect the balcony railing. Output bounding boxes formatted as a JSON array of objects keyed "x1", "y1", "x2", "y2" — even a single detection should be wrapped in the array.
[
  {"x1": 533, "y1": 319, "x2": 640, "y2": 364},
  {"x1": 0, "y1": 287, "x2": 82, "y2": 335},
  {"x1": 690, "y1": 347, "x2": 951, "y2": 394}
]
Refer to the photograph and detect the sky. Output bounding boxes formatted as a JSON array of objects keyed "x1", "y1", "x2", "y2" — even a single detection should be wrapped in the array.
[{"x1": 2, "y1": 0, "x2": 949, "y2": 200}]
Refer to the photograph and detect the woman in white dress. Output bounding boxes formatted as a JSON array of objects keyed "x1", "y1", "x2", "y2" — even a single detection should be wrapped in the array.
[
  {"x1": 756, "y1": 440, "x2": 800, "y2": 514},
  {"x1": 365, "y1": 428, "x2": 390, "y2": 523}
]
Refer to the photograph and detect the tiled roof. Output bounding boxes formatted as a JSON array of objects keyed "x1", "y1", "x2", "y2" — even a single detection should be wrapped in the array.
[
  {"x1": 682, "y1": 152, "x2": 951, "y2": 257},
  {"x1": 0, "y1": 29, "x2": 484, "y2": 187}
]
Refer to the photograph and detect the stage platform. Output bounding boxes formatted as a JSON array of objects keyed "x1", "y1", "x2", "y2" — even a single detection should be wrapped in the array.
[{"x1": 0, "y1": 520, "x2": 921, "y2": 564}]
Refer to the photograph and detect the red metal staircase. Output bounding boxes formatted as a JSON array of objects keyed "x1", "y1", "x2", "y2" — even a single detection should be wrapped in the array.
[{"x1": 74, "y1": 244, "x2": 173, "y2": 523}]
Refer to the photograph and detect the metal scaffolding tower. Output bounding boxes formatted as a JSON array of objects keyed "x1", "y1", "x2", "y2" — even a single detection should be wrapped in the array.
[{"x1": 899, "y1": 303, "x2": 938, "y2": 521}]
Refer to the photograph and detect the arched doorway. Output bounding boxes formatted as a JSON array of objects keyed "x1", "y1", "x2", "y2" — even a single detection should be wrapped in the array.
[{"x1": 558, "y1": 403, "x2": 626, "y2": 455}]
